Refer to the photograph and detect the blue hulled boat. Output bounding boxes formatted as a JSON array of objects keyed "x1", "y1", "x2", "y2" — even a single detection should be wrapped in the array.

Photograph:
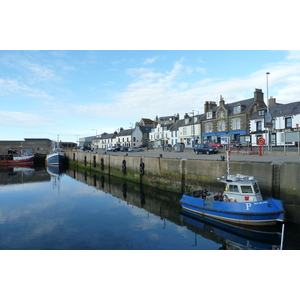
[
  {"x1": 180, "y1": 152, "x2": 284, "y2": 226},
  {"x1": 46, "y1": 152, "x2": 66, "y2": 165},
  {"x1": 45, "y1": 137, "x2": 66, "y2": 166}
]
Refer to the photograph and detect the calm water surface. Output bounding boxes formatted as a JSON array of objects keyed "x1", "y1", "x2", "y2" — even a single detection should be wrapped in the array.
[{"x1": 0, "y1": 166, "x2": 299, "y2": 250}]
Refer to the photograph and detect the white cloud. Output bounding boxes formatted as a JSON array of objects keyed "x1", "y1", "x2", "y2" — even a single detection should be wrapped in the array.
[
  {"x1": 286, "y1": 50, "x2": 300, "y2": 60},
  {"x1": 0, "y1": 110, "x2": 53, "y2": 127},
  {"x1": 143, "y1": 56, "x2": 158, "y2": 65},
  {"x1": 0, "y1": 78, "x2": 54, "y2": 100}
]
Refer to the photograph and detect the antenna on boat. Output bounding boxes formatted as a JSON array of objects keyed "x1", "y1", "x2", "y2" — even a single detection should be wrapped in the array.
[{"x1": 226, "y1": 150, "x2": 231, "y2": 176}]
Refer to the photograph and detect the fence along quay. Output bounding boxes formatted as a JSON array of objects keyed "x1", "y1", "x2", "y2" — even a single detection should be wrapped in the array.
[{"x1": 65, "y1": 150, "x2": 300, "y2": 225}]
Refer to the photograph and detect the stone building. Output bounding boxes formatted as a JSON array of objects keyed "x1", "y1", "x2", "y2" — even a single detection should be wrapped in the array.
[
  {"x1": 0, "y1": 138, "x2": 52, "y2": 155},
  {"x1": 201, "y1": 89, "x2": 266, "y2": 145}
]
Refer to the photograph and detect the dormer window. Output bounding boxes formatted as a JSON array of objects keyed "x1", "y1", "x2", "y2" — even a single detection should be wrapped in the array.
[
  {"x1": 206, "y1": 112, "x2": 213, "y2": 119},
  {"x1": 258, "y1": 110, "x2": 265, "y2": 116},
  {"x1": 233, "y1": 105, "x2": 241, "y2": 114},
  {"x1": 185, "y1": 119, "x2": 189, "y2": 125},
  {"x1": 219, "y1": 111, "x2": 224, "y2": 118}
]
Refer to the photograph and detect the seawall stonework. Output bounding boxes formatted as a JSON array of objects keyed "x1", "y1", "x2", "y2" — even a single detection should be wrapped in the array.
[{"x1": 66, "y1": 151, "x2": 300, "y2": 224}]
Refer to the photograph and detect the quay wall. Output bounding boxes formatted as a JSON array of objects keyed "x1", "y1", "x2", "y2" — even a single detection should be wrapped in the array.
[{"x1": 66, "y1": 151, "x2": 300, "y2": 224}]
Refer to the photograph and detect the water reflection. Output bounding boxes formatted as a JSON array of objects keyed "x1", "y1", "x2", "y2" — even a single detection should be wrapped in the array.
[
  {"x1": 0, "y1": 166, "x2": 300, "y2": 249},
  {"x1": 181, "y1": 212, "x2": 282, "y2": 250},
  {"x1": 0, "y1": 166, "x2": 50, "y2": 185},
  {"x1": 65, "y1": 168, "x2": 182, "y2": 226}
]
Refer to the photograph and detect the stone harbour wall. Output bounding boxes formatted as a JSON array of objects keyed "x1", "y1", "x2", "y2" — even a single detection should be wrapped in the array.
[{"x1": 65, "y1": 151, "x2": 300, "y2": 224}]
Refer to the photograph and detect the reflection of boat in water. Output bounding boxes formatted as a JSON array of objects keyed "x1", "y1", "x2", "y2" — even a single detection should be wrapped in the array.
[
  {"x1": 46, "y1": 165, "x2": 66, "y2": 177},
  {"x1": 46, "y1": 166, "x2": 66, "y2": 193},
  {"x1": 181, "y1": 211, "x2": 282, "y2": 250},
  {"x1": 180, "y1": 151, "x2": 284, "y2": 226}
]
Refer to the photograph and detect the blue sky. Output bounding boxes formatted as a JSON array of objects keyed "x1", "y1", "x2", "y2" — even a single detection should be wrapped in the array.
[
  {"x1": 1, "y1": 50, "x2": 300, "y2": 143},
  {"x1": 1, "y1": 1, "x2": 299, "y2": 144}
]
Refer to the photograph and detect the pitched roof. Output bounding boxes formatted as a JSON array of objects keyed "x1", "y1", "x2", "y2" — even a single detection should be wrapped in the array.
[
  {"x1": 138, "y1": 126, "x2": 153, "y2": 133},
  {"x1": 251, "y1": 101, "x2": 300, "y2": 120},
  {"x1": 117, "y1": 129, "x2": 133, "y2": 137}
]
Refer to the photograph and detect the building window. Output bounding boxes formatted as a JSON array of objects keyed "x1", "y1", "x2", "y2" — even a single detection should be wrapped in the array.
[
  {"x1": 183, "y1": 128, "x2": 187, "y2": 135},
  {"x1": 285, "y1": 117, "x2": 292, "y2": 128},
  {"x1": 206, "y1": 112, "x2": 213, "y2": 119},
  {"x1": 219, "y1": 111, "x2": 224, "y2": 118},
  {"x1": 256, "y1": 121, "x2": 262, "y2": 131},
  {"x1": 218, "y1": 121, "x2": 225, "y2": 131},
  {"x1": 258, "y1": 110, "x2": 265, "y2": 116},
  {"x1": 185, "y1": 119, "x2": 189, "y2": 125},
  {"x1": 232, "y1": 118, "x2": 241, "y2": 130},
  {"x1": 205, "y1": 123, "x2": 213, "y2": 133},
  {"x1": 233, "y1": 105, "x2": 241, "y2": 114}
]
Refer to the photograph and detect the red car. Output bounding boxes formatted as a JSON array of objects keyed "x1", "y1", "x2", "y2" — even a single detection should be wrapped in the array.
[{"x1": 208, "y1": 142, "x2": 222, "y2": 148}]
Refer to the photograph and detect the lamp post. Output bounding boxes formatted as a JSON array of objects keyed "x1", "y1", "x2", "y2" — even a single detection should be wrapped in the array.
[
  {"x1": 266, "y1": 72, "x2": 270, "y2": 152},
  {"x1": 130, "y1": 123, "x2": 133, "y2": 147},
  {"x1": 92, "y1": 129, "x2": 98, "y2": 149},
  {"x1": 191, "y1": 110, "x2": 200, "y2": 145},
  {"x1": 190, "y1": 111, "x2": 195, "y2": 146}
]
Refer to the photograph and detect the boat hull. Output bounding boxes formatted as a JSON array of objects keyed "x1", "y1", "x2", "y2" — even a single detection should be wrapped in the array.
[
  {"x1": 0, "y1": 155, "x2": 34, "y2": 165},
  {"x1": 46, "y1": 153, "x2": 66, "y2": 165},
  {"x1": 180, "y1": 193, "x2": 284, "y2": 226}
]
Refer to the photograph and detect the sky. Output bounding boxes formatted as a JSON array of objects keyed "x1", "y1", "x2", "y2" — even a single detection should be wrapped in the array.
[
  {"x1": 1, "y1": 1, "x2": 300, "y2": 144},
  {"x1": 1, "y1": 50, "x2": 300, "y2": 143}
]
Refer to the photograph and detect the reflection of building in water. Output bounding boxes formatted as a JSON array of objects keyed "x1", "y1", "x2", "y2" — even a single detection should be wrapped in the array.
[{"x1": 0, "y1": 167, "x2": 50, "y2": 185}]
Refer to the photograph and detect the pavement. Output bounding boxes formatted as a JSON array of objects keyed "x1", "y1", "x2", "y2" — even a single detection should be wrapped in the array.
[{"x1": 90, "y1": 148, "x2": 300, "y2": 163}]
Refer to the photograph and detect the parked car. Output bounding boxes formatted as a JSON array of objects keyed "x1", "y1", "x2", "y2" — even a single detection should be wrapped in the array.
[
  {"x1": 80, "y1": 146, "x2": 92, "y2": 151},
  {"x1": 194, "y1": 144, "x2": 218, "y2": 155},
  {"x1": 207, "y1": 142, "x2": 222, "y2": 148},
  {"x1": 120, "y1": 146, "x2": 129, "y2": 152},
  {"x1": 128, "y1": 147, "x2": 143, "y2": 152},
  {"x1": 229, "y1": 141, "x2": 242, "y2": 148},
  {"x1": 111, "y1": 146, "x2": 121, "y2": 152},
  {"x1": 107, "y1": 146, "x2": 113, "y2": 151}
]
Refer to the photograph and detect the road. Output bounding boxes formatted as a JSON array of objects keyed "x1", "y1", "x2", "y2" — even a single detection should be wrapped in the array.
[{"x1": 87, "y1": 148, "x2": 300, "y2": 163}]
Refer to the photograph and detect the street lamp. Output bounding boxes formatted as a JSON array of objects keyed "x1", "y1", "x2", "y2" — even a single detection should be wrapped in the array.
[
  {"x1": 190, "y1": 111, "x2": 195, "y2": 146},
  {"x1": 191, "y1": 110, "x2": 200, "y2": 145},
  {"x1": 92, "y1": 129, "x2": 98, "y2": 137},
  {"x1": 130, "y1": 123, "x2": 133, "y2": 147},
  {"x1": 266, "y1": 72, "x2": 270, "y2": 152}
]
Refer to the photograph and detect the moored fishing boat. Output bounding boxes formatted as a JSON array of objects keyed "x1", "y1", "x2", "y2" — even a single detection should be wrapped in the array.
[
  {"x1": 180, "y1": 151, "x2": 284, "y2": 226},
  {"x1": 45, "y1": 137, "x2": 66, "y2": 166},
  {"x1": 46, "y1": 151, "x2": 66, "y2": 165},
  {"x1": 0, "y1": 145, "x2": 34, "y2": 165},
  {"x1": 0, "y1": 155, "x2": 35, "y2": 165}
]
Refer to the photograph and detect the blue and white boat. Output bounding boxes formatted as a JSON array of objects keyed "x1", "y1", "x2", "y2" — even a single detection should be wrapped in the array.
[
  {"x1": 46, "y1": 151, "x2": 66, "y2": 165},
  {"x1": 180, "y1": 152, "x2": 284, "y2": 226},
  {"x1": 46, "y1": 138, "x2": 66, "y2": 166}
]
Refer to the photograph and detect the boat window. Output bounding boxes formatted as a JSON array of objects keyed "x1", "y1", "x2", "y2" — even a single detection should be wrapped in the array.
[
  {"x1": 229, "y1": 185, "x2": 239, "y2": 192},
  {"x1": 241, "y1": 185, "x2": 253, "y2": 193},
  {"x1": 253, "y1": 183, "x2": 260, "y2": 194}
]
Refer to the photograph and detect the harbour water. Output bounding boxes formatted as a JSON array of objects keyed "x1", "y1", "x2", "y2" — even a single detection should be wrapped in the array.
[{"x1": 0, "y1": 165, "x2": 299, "y2": 250}]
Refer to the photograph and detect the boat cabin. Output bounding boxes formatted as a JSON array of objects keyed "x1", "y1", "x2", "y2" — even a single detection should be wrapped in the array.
[{"x1": 219, "y1": 174, "x2": 263, "y2": 203}]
